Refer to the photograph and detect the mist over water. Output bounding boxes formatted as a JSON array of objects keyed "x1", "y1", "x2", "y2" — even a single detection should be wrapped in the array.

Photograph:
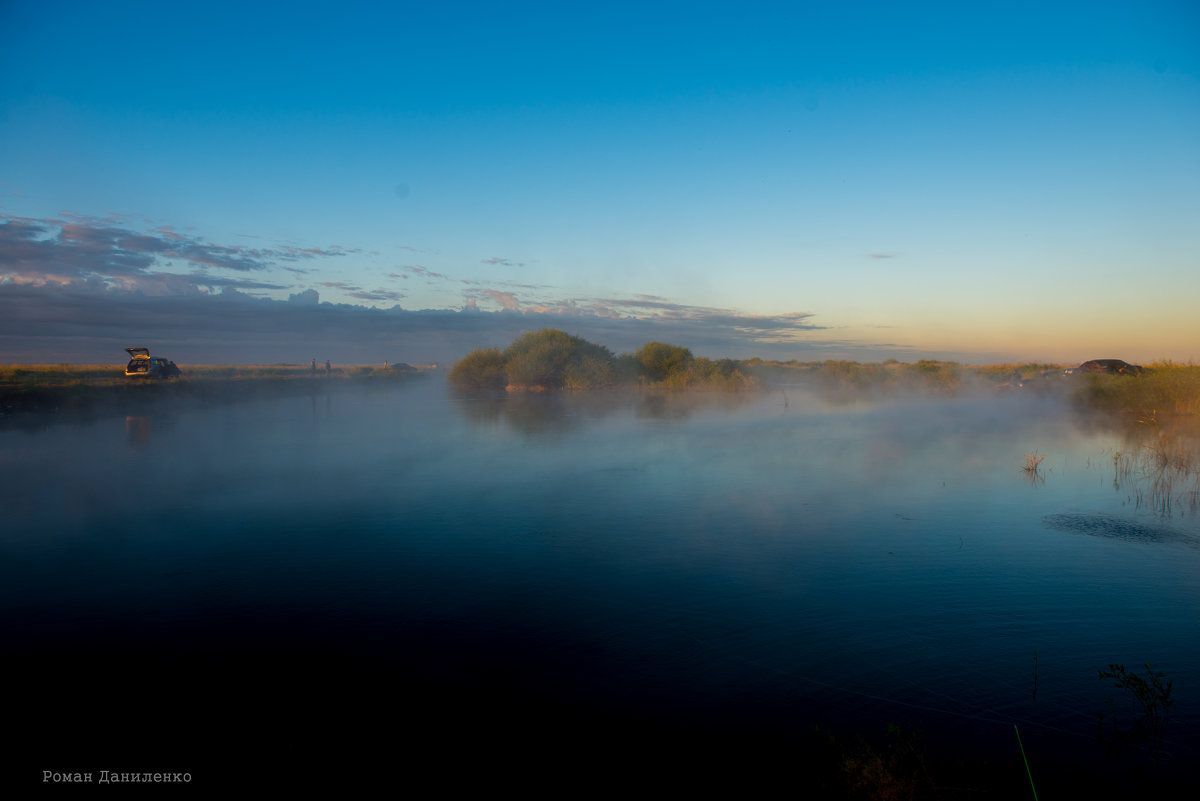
[{"x1": 3, "y1": 378, "x2": 1198, "y2": 789}]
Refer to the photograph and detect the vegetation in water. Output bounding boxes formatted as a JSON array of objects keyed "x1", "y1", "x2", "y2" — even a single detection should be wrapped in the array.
[
  {"x1": 1107, "y1": 417, "x2": 1200, "y2": 518},
  {"x1": 1097, "y1": 663, "x2": 1174, "y2": 774},
  {"x1": 448, "y1": 328, "x2": 757, "y2": 391}
]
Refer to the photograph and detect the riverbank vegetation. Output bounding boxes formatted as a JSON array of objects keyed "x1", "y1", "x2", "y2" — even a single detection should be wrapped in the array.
[
  {"x1": 449, "y1": 329, "x2": 1200, "y2": 425},
  {"x1": 1070, "y1": 362, "x2": 1200, "y2": 419},
  {"x1": 0, "y1": 362, "x2": 429, "y2": 420},
  {"x1": 746, "y1": 358, "x2": 1200, "y2": 419},
  {"x1": 448, "y1": 328, "x2": 757, "y2": 391},
  {"x1": 6, "y1": 339, "x2": 1197, "y2": 422},
  {"x1": 0, "y1": 362, "x2": 426, "y2": 387}
]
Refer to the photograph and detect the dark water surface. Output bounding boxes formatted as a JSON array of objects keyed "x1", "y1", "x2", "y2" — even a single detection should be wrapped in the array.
[{"x1": 3, "y1": 379, "x2": 1198, "y2": 791}]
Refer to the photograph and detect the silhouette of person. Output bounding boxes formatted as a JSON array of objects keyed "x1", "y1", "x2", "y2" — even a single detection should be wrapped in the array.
[{"x1": 325, "y1": 360, "x2": 331, "y2": 375}]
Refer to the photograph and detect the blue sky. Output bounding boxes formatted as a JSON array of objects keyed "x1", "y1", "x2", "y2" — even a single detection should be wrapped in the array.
[{"x1": 2, "y1": 1, "x2": 1197, "y2": 364}]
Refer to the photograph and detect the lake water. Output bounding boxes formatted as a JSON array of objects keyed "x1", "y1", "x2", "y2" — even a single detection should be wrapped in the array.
[{"x1": 3, "y1": 377, "x2": 1198, "y2": 791}]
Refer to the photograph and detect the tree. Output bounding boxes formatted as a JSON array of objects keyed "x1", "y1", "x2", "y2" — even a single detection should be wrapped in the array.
[{"x1": 635, "y1": 341, "x2": 693, "y2": 382}]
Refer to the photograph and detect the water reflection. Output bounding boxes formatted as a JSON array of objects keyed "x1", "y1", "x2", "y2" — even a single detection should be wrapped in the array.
[
  {"x1": 1111, "y1": 419, "x2": 1200, "y2": 519},
  {"x1": 3, "y1": 381, "x2": 1199, "y2": 790},
  {"x1": 450, "y1": 387, "x2": 761, "y2": 438},
  {"x1": 125, "y1": 415, "x2": 152, "y2": 448}
]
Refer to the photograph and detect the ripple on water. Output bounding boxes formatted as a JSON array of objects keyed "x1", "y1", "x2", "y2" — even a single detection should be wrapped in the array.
[{"x1": 1042, "y1": 512, "x2": 1199, "y2": 548}]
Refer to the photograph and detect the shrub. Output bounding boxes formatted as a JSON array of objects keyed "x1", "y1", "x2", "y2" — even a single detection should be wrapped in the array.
[
  {"x1": 635, "y1": 341, "x2": 694, "y2": 382},
  {"x1": 502, "y1": 329, "x2": 615, "y2": 389},
  {"x1": 449, "y1": 330, "x2": 757, "y2": 391},
  {"x1": 448, "y1": 347, "x2": 507, "y2": 388}
]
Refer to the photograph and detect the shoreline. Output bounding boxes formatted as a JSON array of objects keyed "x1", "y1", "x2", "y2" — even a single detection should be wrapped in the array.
[{"x1": 0, "y1": 364, "x2": 434, "y2": 423}]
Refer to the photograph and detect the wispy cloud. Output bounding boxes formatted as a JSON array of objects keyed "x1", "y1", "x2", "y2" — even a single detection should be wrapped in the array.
[
  {"x1": 394, "y1": 264, "x2": 456, "y2": 283},
  {"x1": 481, "y1": 256, "x2": 527, "y2": 268},
  {"x1": 349, "y1": 288, "x2": 406, "y2": 302},
  {"x1": 0, "y1": 214, "x2": 895, "y2": 365},
  {"x1": 0, "y1": 278, "x2": 925, "y2": 366},
  {"x1": 0, "y1": 214, "x2": 350, "y2": 291},
  {"x1": 318, "y1": 280, "x2": 363, "y2": 292}
]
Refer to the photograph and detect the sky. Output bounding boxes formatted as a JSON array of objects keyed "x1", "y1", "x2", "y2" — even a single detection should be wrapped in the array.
[{"x1": 1, "y1": 0, "x2": 1198, "y2": 365}]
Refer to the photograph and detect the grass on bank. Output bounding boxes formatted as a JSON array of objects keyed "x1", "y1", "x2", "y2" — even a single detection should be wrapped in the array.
[
  {"x1": 0, "y1": 362, "x2": 430, "y2": 418},
  {"x1": 0, "y1": 362, "x2": 426, "y2": 390},
  {"x1": 7, "y1": 346, "x2": 1197, "y2": 421},
  {"x1": 1070, "y1": 362, "x2": 1200, "y2": 419}
]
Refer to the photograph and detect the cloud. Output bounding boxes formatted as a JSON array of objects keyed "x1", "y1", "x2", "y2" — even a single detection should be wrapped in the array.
[
  {"x1": 349, "y1": 288, "x2": 406, "y2": 302},
  {"x1": 0, "y1": 214, "x2": 350, "y2": 291},
  {"x1": 449, "y1": 285, "x2": 830, "y2": 357},
  {"x1": 484, "y1": 290, "x2": 522, "y2": 311},
  {"x1": 867, "y1": 253, "x2": 895, "y2": 259},
  {"x1": 289, "y1": 289, "x2": 320, "y2": 305},
  {"x1": 0, "y1": 215, "x2": 919, "y2": 365},
  {"x1": 397, "y1": 264, "x2": 455, "y2": 282},
  {"x1": 481, "y1": 256, "x2": 527, "y2": 268},
  {"x1": 0, "y1": 278, "x2": 856, "y2": 366}
]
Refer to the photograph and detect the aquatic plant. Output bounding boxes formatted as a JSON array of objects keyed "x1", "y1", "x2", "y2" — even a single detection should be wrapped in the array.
[
  {"x1": 1097, "y1": 663, "x2": 1173, "y2": 771},
  {"x1": 1022, "y1": 450, "x2": 1046, "y2": 475},
  {"x1": 839, "y1": 723, "x2": 938, "y2": 800},
  {"x1": 1108, "y1": 420, "x2": 1200, "y2": 518}
]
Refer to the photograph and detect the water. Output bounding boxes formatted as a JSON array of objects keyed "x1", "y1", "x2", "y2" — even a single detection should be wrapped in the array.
[{"x1": 3, "y1": 378, "x2": 1198, "y2": 790}]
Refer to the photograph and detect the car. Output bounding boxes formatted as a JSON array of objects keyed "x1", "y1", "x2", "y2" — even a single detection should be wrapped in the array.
[
  {"x1": 1064, "y1": 359, "x2": 1143, "y2": 376},
  {"x1": 124, "y1": 347, "x2": 182, "y2": 379}
]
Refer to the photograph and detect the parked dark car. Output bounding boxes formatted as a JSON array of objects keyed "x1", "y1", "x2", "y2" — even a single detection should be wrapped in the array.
[
  {"x1": 1064, "y1": 359, "x2": 1143, "y2": 376},
  {"x1": 124, "y1": 347, "x2": 182, "y2": 379}
]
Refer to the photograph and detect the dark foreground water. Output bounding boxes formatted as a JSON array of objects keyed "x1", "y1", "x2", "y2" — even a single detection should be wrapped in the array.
[{"x1": 3, "y1": 378, "x2": 1198, "y2": 792}]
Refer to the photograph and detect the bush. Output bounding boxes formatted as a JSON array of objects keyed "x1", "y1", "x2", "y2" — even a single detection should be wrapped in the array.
[
  {"x1": 450, "y1": 329, "x2": 757, "y2": 391},
  {"x1": 635, "y1": 342, "x2": 693, "y2": 382},
  {"x1": 502, "y1": 329, "x2": 615, "y2": 389},
  {"x1": 448, "y1": 347, "x2": 507, "y2": 388}
]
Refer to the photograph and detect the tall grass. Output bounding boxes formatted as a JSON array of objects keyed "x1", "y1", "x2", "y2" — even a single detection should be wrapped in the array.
[
  {"x1": 0, "y1": 364, "x2": 120, "y2": 388},
  {"x1": 1, "y1": 362, "x2": 421, "y2": 388},
  {"x1": 0, "y1": 363, "x2": 427, "y2": 419},
  {"x1": 1110, "y1": 416, "x2": 1200, "y2": 517},
  {"x1": 1072, "y1": 363, "x2": 1200, "y2": 419}
]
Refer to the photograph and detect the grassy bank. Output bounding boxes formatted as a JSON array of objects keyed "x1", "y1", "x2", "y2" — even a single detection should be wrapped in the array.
[
  {"x1": 1070, "y1": 362, "x2": 1200, "y2": 419},
  {"x1": 7, "y1": 354, "x2": 1197, "y2": 421},
  {"x1": 0, "y1": 362, "x2": 430, "y2": 420},
  {"x1": 745, "y1": 358, "x2": 1200, "y2": 419}
]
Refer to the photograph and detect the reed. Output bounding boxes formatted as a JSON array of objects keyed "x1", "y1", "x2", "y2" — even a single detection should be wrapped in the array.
[
  {"x1": 1072, "y1": 362, "x2": 1200, "y2": 419},
  {"x1": 1097, "y1": 663, "x2": 1174, "y2": 773}
]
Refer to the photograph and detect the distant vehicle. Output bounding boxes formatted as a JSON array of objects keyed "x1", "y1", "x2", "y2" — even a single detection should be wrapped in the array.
[
  {"x1": 124, "y1": 347, "x2": 182, "y2": 379},
  {"x1": 1064, "y1": 359, "x2": 1143, "y2": 376}
]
